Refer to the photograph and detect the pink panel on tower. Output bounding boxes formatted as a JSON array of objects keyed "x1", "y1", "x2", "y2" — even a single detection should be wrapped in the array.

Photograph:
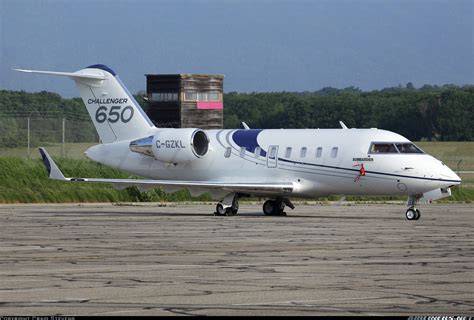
[{"x1": 196, "y1": 101, "x2": 223, "y2": 110}]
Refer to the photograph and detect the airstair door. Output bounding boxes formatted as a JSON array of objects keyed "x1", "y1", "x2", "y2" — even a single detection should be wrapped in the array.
[{"x1": 267, "y1": 145, "x2": 278, "y2": 168}]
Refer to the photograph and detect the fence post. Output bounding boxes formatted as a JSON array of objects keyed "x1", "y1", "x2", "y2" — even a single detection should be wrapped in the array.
[
  {"x1": 456, "y1": 159, "x2": 462, "y2": 174},
  {"x1": 62, "y1": 118, "x2": 65, "y2": 158},
  {"x1": 27, "y1": 117, "x2": 30, "y2": 158}
]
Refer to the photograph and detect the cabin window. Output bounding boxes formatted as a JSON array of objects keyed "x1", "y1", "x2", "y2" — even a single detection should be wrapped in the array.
[
  {"x1": 331, "y1": 147, "x2": 338, "y2": 158},
  {"x1": 285, "y1": 147, "x2": 292, "y2": 158},
  {"x1": 316, "y1": 147, "x2": 322, "y2": 158},
  {"x1": 224, "y1": 147, "x2": 231, "y2": 158},
  {"x1": 395, "y1": 143, "x2": 424, "y2": 154},
  {"x1": 254, "y1": 147, "x2": 261, "y2": 158},
  {"x1": 269, "y1": 147, "x2": 277, "y2": 159},
  {"x1": 240, "y1": 147, "x2": 246, "y2": 157},
  {"x1": 300, "y1": 147, "x2": 307, "y2": 158}
]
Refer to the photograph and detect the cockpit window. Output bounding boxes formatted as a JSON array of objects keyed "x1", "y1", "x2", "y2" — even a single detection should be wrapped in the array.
[
  {"x1": 369, "y1": 143, "x2": 398, "y2": 153},
  {"x1": 395, "y1": 143, "x2": 423, "y2": 154},
  {"x1": 369, "y1": 142, "x2": 424, "y2": 154}
]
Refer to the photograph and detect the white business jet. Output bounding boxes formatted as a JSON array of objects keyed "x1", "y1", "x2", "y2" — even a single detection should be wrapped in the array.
[{"x1": 15, "y1": 64, "x2": 461, "y2": 220}]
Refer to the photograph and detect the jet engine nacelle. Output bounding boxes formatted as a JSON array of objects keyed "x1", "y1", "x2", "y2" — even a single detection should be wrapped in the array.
[{"x1": 130, "y1": 128, "x2": 210, "y2": 163}]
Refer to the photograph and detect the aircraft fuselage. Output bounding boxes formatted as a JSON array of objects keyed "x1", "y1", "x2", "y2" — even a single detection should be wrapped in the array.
[{"x1": 86, "y1": 128, "x2": 460, "y2": 199}]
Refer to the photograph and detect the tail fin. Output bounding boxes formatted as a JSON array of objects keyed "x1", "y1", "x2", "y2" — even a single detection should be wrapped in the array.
[{"x1": 15, "y1": 64, "x2": 155, "y2": 143}]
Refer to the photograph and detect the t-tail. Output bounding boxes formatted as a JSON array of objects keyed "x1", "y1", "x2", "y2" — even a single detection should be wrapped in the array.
[{"x1": 14, "y1": 64, "x2": 155, "y2": 143}]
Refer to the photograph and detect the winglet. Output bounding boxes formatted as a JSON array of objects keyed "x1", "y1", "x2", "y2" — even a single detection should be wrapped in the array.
[{"x1": 38, "y1": 148, "x2": 67, "y2": 181}]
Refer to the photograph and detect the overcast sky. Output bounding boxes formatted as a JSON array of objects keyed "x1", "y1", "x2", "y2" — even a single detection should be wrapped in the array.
[{"x1": 1, "y1": 0, "x2": 473, "y2": 97}]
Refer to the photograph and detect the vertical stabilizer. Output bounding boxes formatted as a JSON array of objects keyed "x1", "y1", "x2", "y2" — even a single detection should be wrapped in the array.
[{"x1": 73, "y1": 64, "x2": 154, "y2": 143}]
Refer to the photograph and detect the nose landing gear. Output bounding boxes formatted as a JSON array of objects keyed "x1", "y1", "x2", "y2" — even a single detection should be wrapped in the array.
[
  {"x1": 405, "y1": 207, "x2": 421, "y2": 220},
  {"x1": 406, "y1": 195, "x2": 421, "y2": 221}
]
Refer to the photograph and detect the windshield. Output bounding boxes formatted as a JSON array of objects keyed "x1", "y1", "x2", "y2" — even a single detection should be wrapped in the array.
[
  {"x1": 395, "y1": 143, "x2": 424, "y2": 153},
  {"x1": 369, "y1": 142, "x2": 424, "y2": 154}
]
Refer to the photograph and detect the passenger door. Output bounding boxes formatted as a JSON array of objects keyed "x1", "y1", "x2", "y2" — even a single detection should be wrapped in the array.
[{"x1": 267, "y1": 145, "x2": 278, "y2": 168}]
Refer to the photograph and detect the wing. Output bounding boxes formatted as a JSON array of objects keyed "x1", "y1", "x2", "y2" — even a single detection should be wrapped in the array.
[{"x1": 38, "y1": 148, "x2": 294, "y2": 196}]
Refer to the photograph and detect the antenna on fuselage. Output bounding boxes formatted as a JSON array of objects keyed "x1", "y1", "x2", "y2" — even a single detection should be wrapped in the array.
[
  {"x1": 339, "y1": 121, "x2": 349, "y2": 129},
  {"x1": 242, "y1": 122, "x2": 250, "y2": 130}
]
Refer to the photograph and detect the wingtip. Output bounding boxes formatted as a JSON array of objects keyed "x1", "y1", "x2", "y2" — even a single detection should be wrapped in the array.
[{"x1": 13, "y1": 68, "x2": 30, "y2": 73}]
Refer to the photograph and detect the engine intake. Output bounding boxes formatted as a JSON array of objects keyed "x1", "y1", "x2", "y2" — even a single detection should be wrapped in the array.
[{"x1": 130, "y1": 128, "x2": 209, "y2": 163}]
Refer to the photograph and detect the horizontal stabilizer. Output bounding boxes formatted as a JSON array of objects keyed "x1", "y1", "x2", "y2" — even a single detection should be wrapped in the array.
[
  {"x1": 13, "y1": 69, "x2": 106, "y2": 80},
  {"x1": 38, "y1": 148, "x2": 294, "y2": 195}
]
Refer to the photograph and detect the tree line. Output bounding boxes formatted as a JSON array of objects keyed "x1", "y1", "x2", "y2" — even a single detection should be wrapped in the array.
[
  {"x1": 0, "y1": 90, "x2": 96, "y2": 147},
  {"x1": 0, "y1": 84, "x2": 473, "y2": 148},
  {"x1": 223, "y1": 85, "x2": 474, "y2": 141}
]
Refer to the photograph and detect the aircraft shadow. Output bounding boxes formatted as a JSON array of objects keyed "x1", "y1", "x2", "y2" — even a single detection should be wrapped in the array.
[{"x1": 32, "y1": 210, "x2": 390, "y2": 220}]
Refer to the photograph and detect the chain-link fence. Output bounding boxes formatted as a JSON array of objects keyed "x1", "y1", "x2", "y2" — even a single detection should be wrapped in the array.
[
  {"x1": 0, "y1": 116, "x2": 472, "y2": 183},
  {"x1": 0, "y1": 115, "x2": 98, "y2": 159}
]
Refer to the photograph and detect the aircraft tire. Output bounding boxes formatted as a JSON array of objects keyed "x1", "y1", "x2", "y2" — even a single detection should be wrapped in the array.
[
  {"x1": 414, "y1": 209, "x2": 421, "y2": 220},
  {"x1": 405, "y1": 208, "x2": 417, "y2": 220},
  {"x1": 263, "y1": 200, "x2": 276, "y2": 215},
  {"x1": 215, "y1": 203, "x2": 226, "y2": 216}
]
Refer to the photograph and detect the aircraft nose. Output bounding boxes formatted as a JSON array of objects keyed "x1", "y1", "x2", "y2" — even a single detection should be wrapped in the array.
[{"x1": 439, "y1": 162, "x2": 462, "y2": 185}]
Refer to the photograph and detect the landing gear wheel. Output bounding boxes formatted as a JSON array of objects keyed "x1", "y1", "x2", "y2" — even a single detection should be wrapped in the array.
[
  {"x1": 414, "y1": 209, "x2": 421, "y2": 220},
  {"x1": 215, "y1": 203, "x2": 238, "y2": 216},
  {"x1": 263, "y1": 200, "x2": 286, "y2": 216},
  {"x1": 406, "y1": 208, "x2": 417, "y2": 221},
  {"x1": 263, "y1": 200, "x2": 276, "y2": 216},
  {"x1": 215, "y1": 203, "x2": 226, "y2": 216},
  {"x1": 406, "y1": 195, "x2": 421, "y2": 221}
]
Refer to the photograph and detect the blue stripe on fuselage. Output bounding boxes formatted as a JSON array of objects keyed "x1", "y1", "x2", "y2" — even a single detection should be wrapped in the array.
[{"x1": 232, "y1": 129, "x2": 267, "y2": 157}]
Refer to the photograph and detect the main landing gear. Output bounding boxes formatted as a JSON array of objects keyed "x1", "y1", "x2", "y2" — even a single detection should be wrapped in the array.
[
  {"x1": 214, "y1": 194, "x2": 295, "y2": 217},
  {"x1": 214, "y1": 193, "x2": 239, "y2": 216},
  {"x1": 262, "y1": 197, "x2": 295, "y2": 216},
  {"x1": 405, "y1": 195, "x2": 421, "y2": 221}
]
